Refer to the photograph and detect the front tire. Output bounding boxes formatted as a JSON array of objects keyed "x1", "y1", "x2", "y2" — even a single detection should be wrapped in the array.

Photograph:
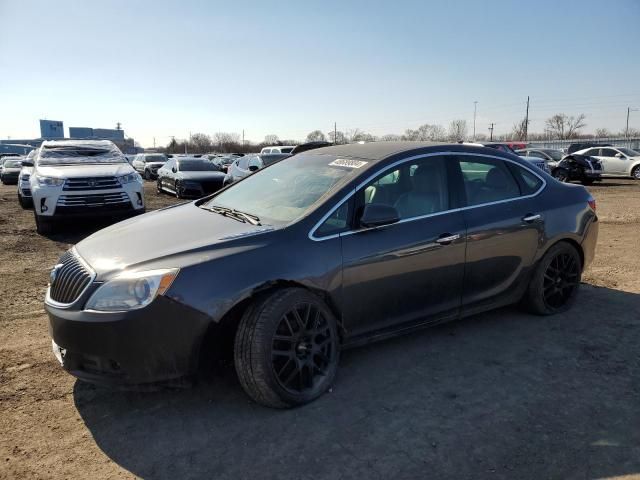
[
  {"x1": 522, "y1": 242, "x2": 582, "y2": 315},
  {"x1": 234, "y1": 288, "x2": 340, "y2": 408},
  {"x1": 553, "y1": 168, "x2": 569, "y2": 183},
  {"x1": 18, "y1": 195, "x2": 32, "y2": 209},
  {"x1": 34, "y1": 212, "x2": 55, "y2": 235},
  {"x1": 632, "y1": 165, "x2": 640, "y2": 180},
  {"x1": 144, "y1": 169, "x2": 152, "y2": 181},
  {"x1": 174, "y1": 181, "x2": 182, "y2": 198}
]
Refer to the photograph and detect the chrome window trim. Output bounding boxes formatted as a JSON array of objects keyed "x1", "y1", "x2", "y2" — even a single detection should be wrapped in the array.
[
  {"x1": 44, "y1": 247, "x2": 97, "y2": 309},
  {"x1": 308, "y1": 151, "x2": 547, "y2": 242}
]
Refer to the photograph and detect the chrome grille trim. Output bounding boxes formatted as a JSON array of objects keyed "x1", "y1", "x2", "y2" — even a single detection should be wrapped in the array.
[
  {"x1": 57, "y1": 192, "x2": 130, "y2": 207},
  {"x1": 46, "y1": 248, "x2": 96, "y2": 308},
  {"x1": 63, "y1": 177, "x2": 121, "y2": 191}
]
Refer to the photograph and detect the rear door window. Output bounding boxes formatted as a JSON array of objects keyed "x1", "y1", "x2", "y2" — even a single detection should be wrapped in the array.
[{"x1": 458, "y1": 157, "x2": 520, "y2": 206}]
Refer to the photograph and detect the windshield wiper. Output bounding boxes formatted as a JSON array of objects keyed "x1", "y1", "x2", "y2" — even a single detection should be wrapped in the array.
[{"x1": 203, "y1": 205, "x2": 261, "y2": 226}]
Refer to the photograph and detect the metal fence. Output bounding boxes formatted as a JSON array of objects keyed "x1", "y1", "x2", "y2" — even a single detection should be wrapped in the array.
[{"x1": 527, "y1": 137, "x2": 640, "y2": 151}]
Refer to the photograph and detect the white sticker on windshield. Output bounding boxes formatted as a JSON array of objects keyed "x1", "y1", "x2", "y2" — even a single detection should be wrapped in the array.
[{"x1": 329, "y1": 158, "x2": 368, "y2": 169}]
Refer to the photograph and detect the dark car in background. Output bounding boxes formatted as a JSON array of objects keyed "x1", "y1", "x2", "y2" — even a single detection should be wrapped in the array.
[
  {"x1": 156, "y1": 156, "x2": 226, "y2": 198},
  {"x1": 518, "y1": 148, "x2": 602, "y2": 184},
  {"x1": 0, "y1": 158, "x2": 23, "y2": 184},
  {"x1": 45, "y1": 142, "x2": 597, "y2": 408},
  {"x1": 210, "y1": 155, "x2": 237, "y2": 174}
]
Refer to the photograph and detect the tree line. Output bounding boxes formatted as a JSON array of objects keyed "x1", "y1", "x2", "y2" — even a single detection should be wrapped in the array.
[{"x1": 161, "y1": 113, "x2": 639, "y2": 153}]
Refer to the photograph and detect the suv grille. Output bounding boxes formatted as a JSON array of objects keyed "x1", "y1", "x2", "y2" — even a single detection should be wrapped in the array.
[
  {"x1": 57, "y1": 192, "x2": 130, "y2": 207},
  {"x1": 63, "y1": 177, "x2": 121, "y2": 191},
  {"x1": 49, "y1": 250, "x2": 94, "y2": 305}
]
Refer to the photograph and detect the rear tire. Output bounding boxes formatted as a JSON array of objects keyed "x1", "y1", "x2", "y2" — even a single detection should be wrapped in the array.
[
  {"x1": 522, "y1": 242, "x2": 582, "y2": 315},
  {"x1": 632, "y1": 165, "x2": 640, "y2": 181},
  {"x1": 144, "y1": 169, "x2": 151, "y2": 181},
  {"x1": 234, "y1": 288, "x2": 340, "y2": 408},
  {"x1": 174, "y1": 181, "x2": 182, "y2": 199}
]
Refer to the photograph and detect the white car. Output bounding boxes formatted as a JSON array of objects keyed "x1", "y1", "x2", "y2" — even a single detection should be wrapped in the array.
[
  {"x1": 131, "y1": 153, "x2": 168, "y2": 180},
  {"x1": 223, "y1": 153, "x2": 290, "y2": 185},
  {"x1": 574, "y1": 146, "x2": 640, "y2": 179},
  {"x1": 17, "y1": 149, "x2": 38, "y2": 209},
  {"x1": 28, "y1": 140, "x2": 145, "y2": 234},
  {"x1": 260, "y1": 145, "x2": 295, "y2": 154}
]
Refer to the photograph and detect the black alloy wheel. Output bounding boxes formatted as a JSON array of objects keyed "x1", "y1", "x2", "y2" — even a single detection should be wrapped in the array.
[
  {"x1": 234, "y1": 288, "x2": 340, "y2": 408},
  {"x1": 523, "y1": 242, "x2": 582, "y2": 315},
  {"x1": 271, "y1": 302, "x2": 336, "y2": 395}
]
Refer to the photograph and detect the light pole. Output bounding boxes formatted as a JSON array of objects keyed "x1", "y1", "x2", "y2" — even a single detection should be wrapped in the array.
[
  {"x1": 627, "y1": 107, "x2": 638, "y2": 139},
  {"x1": 473, "y1": 101, "x2": 478, "y2": 141}
]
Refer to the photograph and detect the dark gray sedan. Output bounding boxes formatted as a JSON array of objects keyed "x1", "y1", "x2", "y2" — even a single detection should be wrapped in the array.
[
  {"x1": 46, "y1": 142, "x2": 597, "y2": 408},
  {"x1": 156, "y1": 157, "x2": 226, "y2": 198}
]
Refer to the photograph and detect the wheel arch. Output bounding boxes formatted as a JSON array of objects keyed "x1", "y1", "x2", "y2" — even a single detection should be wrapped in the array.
[
  {"x1": 540, "y1": 237, "x2": 585, "y2": 270},
  {"x1": 196, "y1": 280, "x2": 344, "y2": 372}
]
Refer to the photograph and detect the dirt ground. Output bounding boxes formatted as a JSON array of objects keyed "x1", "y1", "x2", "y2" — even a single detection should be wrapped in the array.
[{"x1": 0, "y1": 179, "x2": 639, "y2": 479}]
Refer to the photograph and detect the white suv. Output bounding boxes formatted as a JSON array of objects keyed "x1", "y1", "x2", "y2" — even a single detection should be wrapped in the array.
[{"x1": 28, "y1": 140, "x2": 145, "y2": 234}]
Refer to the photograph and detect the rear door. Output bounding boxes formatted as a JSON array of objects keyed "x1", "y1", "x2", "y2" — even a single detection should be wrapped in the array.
[
  {"x1": 456, "y1": 154, "x2": 544, "y2": 315},
  {"x1": 339, "y1": 154, "x2": 466, "y2": 338}
]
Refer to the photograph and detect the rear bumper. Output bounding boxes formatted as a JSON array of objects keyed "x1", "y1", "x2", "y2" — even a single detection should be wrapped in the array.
[{"x1": 47, "y1": 295, "x2": 211, "y2": 385}]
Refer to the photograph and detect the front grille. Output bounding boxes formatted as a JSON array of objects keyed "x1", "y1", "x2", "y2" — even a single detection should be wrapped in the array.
[
  {"x1": 57, "y1": 192, "x2": 130, "y2": 207},
  {"x1": 21, "y1": 188, "x2": 31, "y2": 196},
  {"x1": 63, "y1": 177, "x2": 121, "y2": 191},
  {"x1": 49, "y1": 250, "x2": 94, "y2": 305},
  {"x1": 201, "y1": 180, "x2": 223, "y2": 193}
]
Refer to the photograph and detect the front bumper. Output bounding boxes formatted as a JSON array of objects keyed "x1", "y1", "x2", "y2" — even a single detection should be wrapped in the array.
[
  {"x1": 47, "y1": 295, "x2": 211, "y2": 385},
  {"x1": 177, "y1": 181, "x2": 224, "y2": 198},
  {"x1": 1, "y1": 173, "x2": 19, "y2": 184}
]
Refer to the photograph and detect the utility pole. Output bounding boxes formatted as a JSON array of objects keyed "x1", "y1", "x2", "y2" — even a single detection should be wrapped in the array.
[
  {"x1": 334, "y1": 122, "x2": 337, "y2": 145},
  {"x1": 473, "y1": 101, "x2": 478, "y2": 141},
  {"x1": 242, "y1": 130, "x2": 245, "y2": 151},
  {"x1": 489, "y1": 123, "x2": 495, "y2": 141},
  {"x1": 153, "y1": 137, "x2": 156, "y2": 149},
  {"x1": 524, "y1": 96, "x2": 530, "y2": 142}
]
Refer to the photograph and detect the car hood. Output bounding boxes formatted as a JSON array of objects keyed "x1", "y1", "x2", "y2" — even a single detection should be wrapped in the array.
[
  {"x1": 34, "y1": 163, "x2": 134, "y2": 179},
  {"x1": 75, "y1": 202, "x2": 275, "y2": 278},
  {"x1": 178, "y1": 171, "x2": 226, "y2": 181}
]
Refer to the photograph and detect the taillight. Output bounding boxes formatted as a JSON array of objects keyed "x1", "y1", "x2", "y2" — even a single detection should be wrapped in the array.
[{"x1": 588, "y1": 196, "x2": 596, "y2": 211}]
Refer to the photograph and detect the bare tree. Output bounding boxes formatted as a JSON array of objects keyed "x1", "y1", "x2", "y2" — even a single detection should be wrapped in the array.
[
  {"x1": 213, "y1": 132, "x2": 241, "y2": 152},
  {"x1": 264, "y1": 134, "x2": 279, "y2": 145},
  {"x1": 545, "y1": 113, "x2": 586, "y2": 140},
  {"x1": 448, "y1": 120, "x2": 468, "y2": 142},
  {"x1": 380, "y1": 134, "x2": 401, "y2": 141},
  {"x1": 347, "y1": 129, "x2": 376, "y2": 143},
  {"x1": 189, "y1": 133, "x2": 212, "y2": 153},
  {"x1": 594, "y1": 128, "x2": 611, "y2": 138},
  {"x1": 401, "y1": 124, "x2": 446, "y2": 141},
  {"x1": 511, "y1": 119, "x2": 528, "y2": 141},
  {"x1": 327, "y1": 130, "x2": 346, "y2": 144},
  {"x1": 306, "y1": 130, "x2": 327, "y2": 143}
]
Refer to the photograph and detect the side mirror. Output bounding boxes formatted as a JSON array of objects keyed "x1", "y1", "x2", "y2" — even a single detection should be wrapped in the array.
[
  {"x1": 21, "y1": 160, "x2": 34, "y2": 167},
  {"x1": 172, "y1": 167, "x2": 177, "y2": 173},
  {"x1": 360, "y1": 203, "x2": 400, "y2": 228},
  {"x1": 615, "y1": 153, "x2": 624, "y2": 158},
  {"x1": 248, "y1": 165, "x2": 259, "y2": 172}
]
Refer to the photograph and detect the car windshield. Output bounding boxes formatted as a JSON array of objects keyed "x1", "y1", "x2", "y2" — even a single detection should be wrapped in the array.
[
  {"x1": 145, "y1": 155, "x2": 167, "y2": 162},
  {"x1": 543, "y1": 150, "x2": 564, "y2": 160},
  {"x1": 202, "y1": 153, "x2": 364, "y2": 224},
  {"x1": 618, "y1": 148, "x2": 639, "y2": 156},
  {"x1": 4, "y1": 160, "x2": 22, "y2": 168},
  {"x1": 38, "y1": 144, "x2": 125, "y2": 165},
  {"x1": 178, "y1": 160, "x2": 220, "y2": 171}
]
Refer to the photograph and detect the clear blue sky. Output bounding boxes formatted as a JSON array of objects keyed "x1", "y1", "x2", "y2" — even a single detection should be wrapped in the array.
[{"x1": 1, "y1": 0, "x2": 639, "y2": 147}]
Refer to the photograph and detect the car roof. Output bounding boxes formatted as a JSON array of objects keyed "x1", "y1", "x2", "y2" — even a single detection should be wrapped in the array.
[{"x1": 303, "y1": 141, "x2": 509, "y2": 162}]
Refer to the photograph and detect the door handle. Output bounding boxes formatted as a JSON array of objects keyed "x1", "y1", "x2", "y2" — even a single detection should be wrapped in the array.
[
  {"x1": 522, "y1": 214, "x2": 541, "y2": 223},
  {"x1": 435, "y1": 233, "x2": 460, "y2": 245}
]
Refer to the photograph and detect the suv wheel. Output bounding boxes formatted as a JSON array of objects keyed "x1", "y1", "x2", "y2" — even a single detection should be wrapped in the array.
[
  {"x1": 522, "y1": 242, "x2": 581, "y2": 315},
  {"x1": 34, "y1": 212, "x2": 54, "y2": 235},
  {"x1": 234, "y1": 288, "x2": 340, "y2": 408}
]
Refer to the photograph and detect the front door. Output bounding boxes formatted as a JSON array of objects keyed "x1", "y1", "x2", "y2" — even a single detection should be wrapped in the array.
[
  {"x1": 340, "y1": 155, "x2": 466, "y2": 338},
  {"x1": 601, "y1": 148, "x2": 627, "y2": 175}
]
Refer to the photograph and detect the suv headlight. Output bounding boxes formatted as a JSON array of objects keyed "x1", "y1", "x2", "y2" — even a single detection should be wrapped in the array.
[
  {"x1": 85, "y1": 268, "x2": 178, "y2": 312},
  {"x1": 118, "y1": 172, "x2": 142, "y2": 185},
  {"x1": 35, "y1": 175, "x2": 64, "y2": 187}
]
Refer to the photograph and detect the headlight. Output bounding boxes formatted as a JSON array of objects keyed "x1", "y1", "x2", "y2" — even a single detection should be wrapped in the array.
[
  {"x1": 85, "y1": 268, "x2": 178, "y2": 312},
  {"x1": 118, "y1": 172, "x2": 142, "y2": 185},
  {"x1": 35, "y1": 175, "x2": 64, "y2": 187},
  {"x1": 21, "y1": 174, "x2": 31, "y2": 182}
]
